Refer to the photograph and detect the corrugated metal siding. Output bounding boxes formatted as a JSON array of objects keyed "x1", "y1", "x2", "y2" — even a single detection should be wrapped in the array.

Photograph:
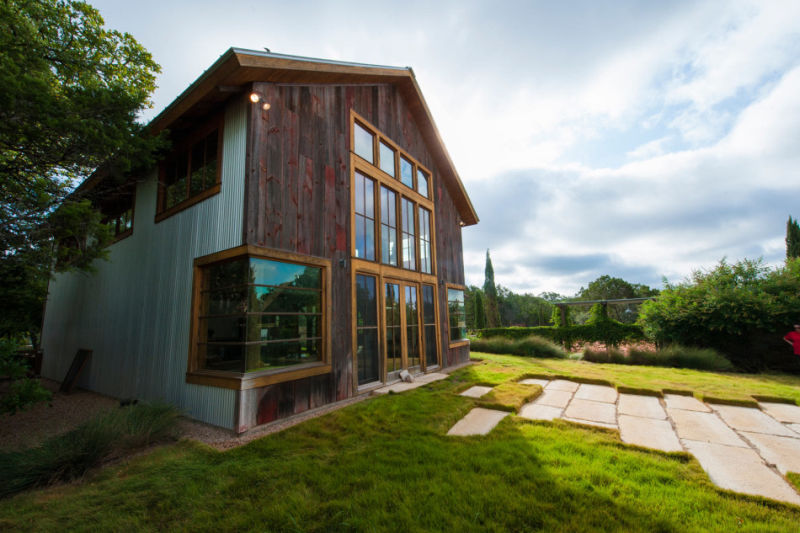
[{"x1": 40, "y1": 101, "x2": 248, "y2": 429}]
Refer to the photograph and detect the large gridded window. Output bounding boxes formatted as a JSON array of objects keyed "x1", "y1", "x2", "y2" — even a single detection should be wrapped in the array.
[
  {"x1": 161, "y1": 127, "x2": 220, "y2": 214},
  {"x1": 99, "y1": 185, "x2": 135, "y2": 240},
  {"x1": 447, "y1": 288, "x2": 467, "y2": 343},
  {"x1": 350, "y1": 113, "x2": 435, "y2": 275},
  {"x1": 198, "y1": 256, "x2": 324, "y2": 373}
]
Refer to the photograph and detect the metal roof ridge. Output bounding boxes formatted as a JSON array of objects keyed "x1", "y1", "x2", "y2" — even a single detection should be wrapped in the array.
[{"x1": 230, "y1": 47, "x2": 410, "y2": 72}]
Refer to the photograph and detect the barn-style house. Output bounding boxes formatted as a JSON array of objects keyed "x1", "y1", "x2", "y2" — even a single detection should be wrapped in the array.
[{"x1": 41, "y1": 49, "x2": 478, "y2": 432}]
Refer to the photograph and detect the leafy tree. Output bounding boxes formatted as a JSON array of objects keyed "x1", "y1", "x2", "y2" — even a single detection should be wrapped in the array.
[
  {"x1": 483, "y1": 250, "x2": 501, "y2": 327},
  {"x1": 497, "y1": 286, "x2": 553, "y2": 326},
  {"x1": 639, "y1": 258, "x2": 800, "y2": 371},
  {"x1": 550, "y1": 305, "x2": 573, "y2": 327},
  {"x1": 0, "y1": 0, "x2": 163, "y2": 344},
  {"x1": 787, "y1": 216, "x2": 800, "y2": 259},
  {"x1": 576, "y1": 275, "x2": 658, "y2": 323}
]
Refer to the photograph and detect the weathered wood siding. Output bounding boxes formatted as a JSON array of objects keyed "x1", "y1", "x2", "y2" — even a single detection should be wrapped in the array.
[{"x1": 242, "y1": 83, "x2": 467, "y2": 427}]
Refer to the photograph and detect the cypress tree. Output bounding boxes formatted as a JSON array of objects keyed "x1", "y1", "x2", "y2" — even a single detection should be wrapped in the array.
[
  {"x1": 474, "y1": 290, "x2": 486, "y2": 330},
  {"x1": 484, "y1": 250, "x2": 501, "y2": 327},
  {"x1": 787, "y1": 216, "x2": 800, "y2": 259}
]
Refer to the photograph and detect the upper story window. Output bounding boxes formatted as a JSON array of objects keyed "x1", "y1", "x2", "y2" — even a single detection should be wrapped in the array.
[
  {"x1": 156, "y1": 115, "x2": 223, "y2": 222},
  {"x1": 350, "y1": 111, "x2": 435, "y2": 274},
  {"x1": 98, "y1": 185, "x2": 135, "y2": 241}
]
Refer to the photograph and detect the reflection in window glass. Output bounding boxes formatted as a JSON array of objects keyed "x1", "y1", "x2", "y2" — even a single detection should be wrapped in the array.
[
  {"x1": 354, "y1": 172, "x2": 375, "y2": 261},
  {"x1": 356, "y1": 274, "x2": 379, "y2": 385},
  {"x1": 385, "y1": 283, "x2": 402, "y2": 374},
  {"x1": 162, "y1": 128, "x2": 219, "y2": 212},
  {"x1": 401, "y1": 198, "x2": 416, "y2": 270},
  {"x1": 380, "y1": 187, "x2": 397, "y2": 266},
  {"x1": 379, "y1": 141, "x2": 395, "y2": 177},
  {"x1": 406, "y1": 285, "x2": 420, "y2": 368},
  {"x1": 422, "y1": 284, "x2": 437, "y2": 367},
  {"x1": 354, "y1": 122, "x2": 374, "y2": 163},
  {"x1": 198, "y1": 257, "x2": 324, "y2": 373},
  {"x1": 447, "y1": 288, "x2": 467, "y2": 342},
  {"x1": 400, "y1": 156, "x2": 414, "y2": 189},
  {"x1": 417, "y1": 168, "x2": 429, "y2": 198},
  {"x1": 419, "y1": 207, "x2": 432, "y2": 274}
]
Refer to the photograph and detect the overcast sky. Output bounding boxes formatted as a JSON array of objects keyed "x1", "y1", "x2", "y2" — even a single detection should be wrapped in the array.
[{"x1": 94, "y1": 0, "x2": 800, "y2": 296}]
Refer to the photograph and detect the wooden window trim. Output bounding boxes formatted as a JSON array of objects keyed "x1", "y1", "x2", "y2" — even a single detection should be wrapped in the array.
[
  {"x1": 351, "y1": 110, "x2": 434, "y2": 203},
  {"x1": 350, "y1": 157, "x2": 437, "y2": 275},
  {"x1": 445, "y1": 283, "x2": 469, "y2": 348},
  {"x1": 155, "y1": 114, "x2": 224, "y2": 223},
  {"x1": 186, "y1": 244, "x2": 332, "y2": 390}
]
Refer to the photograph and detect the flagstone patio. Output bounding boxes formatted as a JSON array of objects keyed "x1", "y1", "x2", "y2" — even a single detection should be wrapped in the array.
[{"x1": 447, "y1": 377, "x2": 800, "y2": 506}]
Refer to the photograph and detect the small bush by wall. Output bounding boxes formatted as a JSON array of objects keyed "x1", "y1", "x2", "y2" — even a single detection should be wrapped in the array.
[
  {"x1": 471, "y1": 335, "x2": 567, "y2": 359},
  {"x1": 582, "y1": 345, "x2": 734, "y2": 371}
]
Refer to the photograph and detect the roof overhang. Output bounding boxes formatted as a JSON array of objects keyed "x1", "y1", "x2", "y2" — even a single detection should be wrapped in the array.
[{"x1": 86, "y1": 48, "x2": 478, "y2": 226}]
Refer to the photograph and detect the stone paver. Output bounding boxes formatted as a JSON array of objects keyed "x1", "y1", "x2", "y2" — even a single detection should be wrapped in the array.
[
  {"x1": 759, "y1": 402, "x2": 800, "y2": 424},
  {"x1": 546, "y1": 379, "x2": 579, "y2": 392},
  {"x1": 460, "y1": 385, "x2": 493, "y2": 399},
  {"x1": 374, "y1": 373, "x2": 448, "y2": 394},
  {"x1": 668, "y1": 408, "x2": 747, "y2": 447},
  {"x1": 742, "y1": 432, "x2": 800, "y2": 475},
  {"x1": 519, "y1": 403, "x2": 562, "y2": 421},
  {"x1": 574, "y1": 384, "x2": 618, "y2": 404},
  {"x1": 536, "y1": 389, "x2": 573, "y2": 408},
  {"x1": 683, "y1": 440, "x2": 800, "y2": 505},
  {"x1": 561, "y1": 417, "x2": 617, "y2": 430},
  {"x1": 564, "y1": 399, "x2": 617, "y2": 425},
  {"x1": 789, "y1": 424, "x2": 800, "y2": 435},
  {"x1": 618, "y1": 394, "x2": 666, "y2": 419},
  {"x1": 519, "y1": 378, "x2": 549, "y2": 387},
  {"x1": 664, "y1": 394, "x2": 710, "y2": 412},
  {"x1": 712, "y1": 404, "x2": 797, "y2": 437},
  {"x1": 618, "y1": 415, "x2": 682, "y2": 452},
  {"x1": 447, "y1": 408, "x2": 509, "y2": 436}
]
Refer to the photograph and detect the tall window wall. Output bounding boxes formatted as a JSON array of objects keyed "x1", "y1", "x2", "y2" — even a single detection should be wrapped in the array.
[{"x1": 349, "y1": 112, "x2": 436, "y2": 275}]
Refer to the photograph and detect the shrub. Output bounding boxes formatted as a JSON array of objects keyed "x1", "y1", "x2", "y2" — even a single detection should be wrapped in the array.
[
  {"x1": 0, "y1": 402, "x2": 180, "y2": 498},
  {"x1": 582, "y1": 345, "x2": 733, "y2": 371},
  {"x1": 0, "y1": 338, "x2": 51, "y2": 415},
  {"x1": 471, "y1": 335, "x2": 567, "y2": 359},
  {"x1": 476, "y1": 323, "x2": 645, "y2": 349},
  {"x1": 639, "y1": 258, "x2": 800, "y2": 371}
]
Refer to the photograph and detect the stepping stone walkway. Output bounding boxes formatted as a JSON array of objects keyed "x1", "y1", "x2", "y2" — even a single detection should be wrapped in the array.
[{"x1": 448, "y1": 378, "x2": 800, "y2": 506}]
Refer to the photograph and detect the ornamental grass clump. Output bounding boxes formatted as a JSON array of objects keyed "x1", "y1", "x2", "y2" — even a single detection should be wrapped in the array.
[
  {"x1": 470, "y1": 335, "x2": 567, "y2": 359},
  {"x1": 582, "y1": 345, "x2": 733, "y2": 371},
  {"x1": 0, "y1": 402, "x2": 180, "y2": 498}
]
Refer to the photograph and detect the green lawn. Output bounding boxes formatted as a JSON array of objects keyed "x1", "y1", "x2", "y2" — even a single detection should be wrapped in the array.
[
  {"x1": 2, "y1": 356, "x2": 800, "y2": 531},
  {"x1": 470, "y1": 352, "x2": 800, "y2": 405}
]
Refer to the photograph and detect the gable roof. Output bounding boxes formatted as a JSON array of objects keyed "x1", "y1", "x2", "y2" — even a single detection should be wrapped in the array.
[{"x1": 149, "y1": 48, "x2": 478, "y2": 226}]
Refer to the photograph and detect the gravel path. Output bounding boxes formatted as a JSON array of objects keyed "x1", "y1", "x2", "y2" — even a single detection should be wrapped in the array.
[{"x1": 0, "y1": 379, "x2": 117, "y2": 452}]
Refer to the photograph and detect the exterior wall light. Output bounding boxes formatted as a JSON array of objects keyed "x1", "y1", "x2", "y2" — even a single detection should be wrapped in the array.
[
  {"x1": 249, "y1": 92, "x2": 260, "y2": 103},
  {"x1": 262, "y1": 102, "x2": 271, "y2": 111}
]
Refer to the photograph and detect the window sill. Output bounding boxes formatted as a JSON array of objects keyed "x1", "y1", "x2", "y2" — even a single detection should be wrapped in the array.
[
  {"x1": 110, "y1": 229, "x2": 133, "y2": 244},
  {"x1": 155, "y1": 183, "x2": 221, "y2": 223},
  {"x1": 186, "y1": 362, "x2": 331, "y2": 390},
  {"x1": 448, "y1": 339, "x2": 470, "y2": 349}
]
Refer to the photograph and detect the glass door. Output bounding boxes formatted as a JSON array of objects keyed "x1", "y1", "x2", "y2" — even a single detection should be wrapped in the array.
[
  {"x1": 355, "y1": 274, "x2": 380, "y2": 386},
  {"x1": 384, "y1": 282, "x2": 403, "y2": 381},
  {"x1": 405, "y1": 285, "x2": 421, "y2": 372}
]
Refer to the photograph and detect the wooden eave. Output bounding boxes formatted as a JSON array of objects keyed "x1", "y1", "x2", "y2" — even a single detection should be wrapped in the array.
[{"x1": 82, "y1": 48, "x2": 479, "y2": 226}]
